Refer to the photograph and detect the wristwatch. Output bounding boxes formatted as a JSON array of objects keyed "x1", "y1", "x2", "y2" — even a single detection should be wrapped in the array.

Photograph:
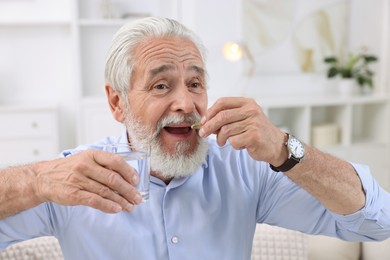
[{"x1": 270, "y1": 133, "x2": 305, "y2": 172}]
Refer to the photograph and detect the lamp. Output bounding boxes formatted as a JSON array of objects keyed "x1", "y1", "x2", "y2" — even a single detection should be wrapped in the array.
[
  {"x1": 222, "y1": 41, "x2": 255, "y2": 77},
  {"x1": 223, "y1": 41, "x2": 243, "y2": 62}
]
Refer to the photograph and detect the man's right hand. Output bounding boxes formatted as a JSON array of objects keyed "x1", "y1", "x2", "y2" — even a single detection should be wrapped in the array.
[
  {"x1": 0, "y1": 150, "x2": 142, "y2": 219},
  {"x1": 33, "y1": 150, "x2": 143, "y2": 213}
]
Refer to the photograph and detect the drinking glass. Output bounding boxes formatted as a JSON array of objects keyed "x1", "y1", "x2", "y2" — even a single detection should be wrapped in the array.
[{"x1": 102, "y1": 143, "x2": 150, "y2": 202}]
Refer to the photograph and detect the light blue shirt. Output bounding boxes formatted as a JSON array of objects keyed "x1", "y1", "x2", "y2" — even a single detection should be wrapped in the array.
[{"x1": 1, "y1": 131, "x2": 390, "y2": 259}]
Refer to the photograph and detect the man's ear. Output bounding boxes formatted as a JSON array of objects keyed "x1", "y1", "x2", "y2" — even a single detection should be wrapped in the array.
[{"x1": 105, "y1": 84, "x2": 126, "y2": 123}]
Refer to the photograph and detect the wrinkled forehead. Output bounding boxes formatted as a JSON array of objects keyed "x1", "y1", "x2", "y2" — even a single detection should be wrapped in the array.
[{"x1": 131, "y1": 36, "x2": 205, "y2": 79}]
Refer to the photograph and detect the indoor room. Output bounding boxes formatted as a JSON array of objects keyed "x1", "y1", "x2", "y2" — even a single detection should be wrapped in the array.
[{"x1": 0, "y1": 0, "x2": 389, "y2": 259}]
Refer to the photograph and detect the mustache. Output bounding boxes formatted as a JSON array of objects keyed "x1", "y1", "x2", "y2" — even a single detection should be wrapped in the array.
[{"x1": 156, "y1": 113, "x2": 201, "y2": 133}]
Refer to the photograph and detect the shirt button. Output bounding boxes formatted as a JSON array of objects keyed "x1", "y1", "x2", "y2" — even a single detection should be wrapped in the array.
[{"x1": 171, "y1": 236, "x2": 179, "y2": 244}]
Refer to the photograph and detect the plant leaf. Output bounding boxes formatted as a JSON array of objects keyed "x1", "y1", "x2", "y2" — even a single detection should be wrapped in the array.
[
  {"x1": 324, "y1": 57, "x2": 337, "y2": 63},
  {"x1": 327, "y1": 67, "x2": 338, "y2": 78},
  {"x1": 364, "y1": 55, "x2": 378, "y2": 62}
]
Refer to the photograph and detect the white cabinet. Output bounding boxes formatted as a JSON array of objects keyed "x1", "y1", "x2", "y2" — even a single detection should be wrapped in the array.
[
  {"x1": 0, "y1": 106, "x2": 59, "y2": 167},
  {"x1": 79, "y1": 98, "x2": 123, "y2": 144},
  {"x1": 261, "y1": 94, "x2": 389, "y2": 147},
  {"x1": 75, "y1": 0, "x2": 180, "y2": 98},
  {"x1": 259, "y1": 93, "x2": 390, "y2": 189}
]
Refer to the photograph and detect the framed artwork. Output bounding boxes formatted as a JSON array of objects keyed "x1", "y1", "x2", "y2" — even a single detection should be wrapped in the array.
[{"x1": 242, "y1": 0, "x2": 349, "y2": 74}]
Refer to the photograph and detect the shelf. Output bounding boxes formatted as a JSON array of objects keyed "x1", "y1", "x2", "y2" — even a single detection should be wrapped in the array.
[
  {"x1": 261, "y1": 92, "x2": 390, "y2": 149},
  {"x1": 267, "y1": 106, "x2": 310, "y2": 143},
  {"x1": 351, "y1": 102, "x2": 389, "y2": 144},
  {"x1": 311, "y1": 105, "x2": 348, "y2": 146},
  {"x1": 0, "y1": 21, "x2": 70, "y2": 27},
  {"x1": 78, "y1": 18, "x2": 141, "y2": 27},
  {"x1": 257, "y1": 93, "x2": 389, "y2": 108},
  {"x1": 0, "y1": 104, "x2": 58, "y2": 112}
]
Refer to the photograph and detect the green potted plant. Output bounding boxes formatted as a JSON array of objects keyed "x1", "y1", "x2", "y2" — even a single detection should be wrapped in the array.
[{"x1": 324, "y1": 51, "x2": 378, "y2": 94}]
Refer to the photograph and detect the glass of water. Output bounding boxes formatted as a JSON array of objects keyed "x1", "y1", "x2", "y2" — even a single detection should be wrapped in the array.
[{"x1": 102, "y1": 143, "x2": 150, "y2": 202}]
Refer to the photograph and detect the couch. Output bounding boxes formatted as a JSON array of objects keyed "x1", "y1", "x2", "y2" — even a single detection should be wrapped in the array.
[
  {"x1": 253, "y1": 225, "x2": 390, "y2": 260},
  {"x1": 1, "y1": 224, "x2": 389, "y2": 260},
  {"x1": 0, "y1": 236, "x2": 63, "y2": 260},
  {"x1": 308, "y1": 234, "x2": 390, "y2": 260}
]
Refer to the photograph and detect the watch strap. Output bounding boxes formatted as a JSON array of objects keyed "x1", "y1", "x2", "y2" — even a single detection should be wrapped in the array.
[
  {"x1": 269, "y1": 133, "x2": 303, "y2": 172},
  {"x1": 270, "y1": 157, "x2": 300, "y2": 172}
]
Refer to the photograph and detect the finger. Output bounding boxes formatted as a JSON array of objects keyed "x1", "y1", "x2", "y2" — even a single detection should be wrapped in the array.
[
  {"x1": 90, "y1": 150, "x2": 140, "y2": 186},
  {"x1": 215, "y1": 119, "x2": 246, "y2": 146},
  {"x1": 45, "y1": 181, "x2": 127, "y2": 213},
  {"x1": 75, "y1": 155, "x2": 142, "y2": 205},
  {"x1": 78, "y1": 173, "x2": 142, "y2": 207},
  {"x1": 200, "y1": 98, "x2": 258, "y2": 138},
  {"x1": 69, "y1": 189, "x2": 132, "y2": 214},
  {"x1": 205, "y1": 97, "x2": 247, "y2": 121},
  {"x1": 200, "y1": 107, "x2": 246, "y2": 138},
  {"x1": 51, "y1": 168, "x2": 140, "y2": 211},
  {"x1": 227, "y1": 132, "x2": 251, "y2": 151},
  {"x1": 85, "y1": 166, "x2": 142, "y2": 204},
  {"x1": 71, "y1": 151, "x2": 142, "y2": 205}
]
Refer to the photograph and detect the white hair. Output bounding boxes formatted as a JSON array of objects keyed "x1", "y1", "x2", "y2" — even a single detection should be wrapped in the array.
[{"x1": 104, "y1": 16, "x2": 208, "y2": 97}]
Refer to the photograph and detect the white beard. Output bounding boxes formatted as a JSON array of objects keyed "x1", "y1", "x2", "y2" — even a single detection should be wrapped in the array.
[{"x1": 124, "y1": 110, "x2": 209, "y2": 179}]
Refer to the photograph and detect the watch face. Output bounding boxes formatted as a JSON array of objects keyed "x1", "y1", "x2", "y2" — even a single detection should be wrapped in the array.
[{"x1": 288, "y1": 136, "x2": 305, "y2": 158}]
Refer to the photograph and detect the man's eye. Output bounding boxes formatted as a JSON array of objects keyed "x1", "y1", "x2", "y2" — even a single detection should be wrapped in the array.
[
  {"x1": 188, "y1": 82, "x2": 205, "y2": 93},
  {"x1": 154, "y1": 84, "x2": 168, "y2": 90},
  {"x1": 190, "y1": 82, "x2": 200, "y2": 88}
]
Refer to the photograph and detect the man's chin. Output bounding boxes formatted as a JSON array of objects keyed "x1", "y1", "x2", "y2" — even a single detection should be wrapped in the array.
[
  {"x1": 150, "y1": 153, "x2": 200, "y2": 179},
  {"x1": 150, "y1": 138, "x2": 209, "y2": 180},
  {"x1": 161, "y1": 137, "x2": 198, "y2": 156}
]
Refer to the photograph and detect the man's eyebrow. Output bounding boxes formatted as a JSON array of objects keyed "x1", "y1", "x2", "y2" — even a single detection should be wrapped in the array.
[
  {"x1": 189, "y1": 65, "x2": 205, "y2": 76},
  {"x1": 149, "y1": 65, "x2": 175, "y2": 77}
]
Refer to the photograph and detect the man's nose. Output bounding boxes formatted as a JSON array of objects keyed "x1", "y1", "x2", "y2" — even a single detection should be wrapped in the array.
[{"x1": 170, "y1": 85, "x2": 196, "y2": 113}]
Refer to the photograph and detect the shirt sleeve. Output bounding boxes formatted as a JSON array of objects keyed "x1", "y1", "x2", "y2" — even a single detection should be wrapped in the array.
[
  {"x1": 0, "y1": 204, "x2": 49, "y2": 248},
  {"x1": 0, "y1": 203, "x2": 67, "y2": 249},
  {"x1": 256, "y1": 162, "x2": 390, "y2": 241},
  {"x1": 329, "y1": 163, "x2": 390, "y2": 241}
]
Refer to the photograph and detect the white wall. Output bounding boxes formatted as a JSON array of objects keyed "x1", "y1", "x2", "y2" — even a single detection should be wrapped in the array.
[
  {"x1": 179, "y1": 0, "x2": 244, "y2": 104},
  {"x1": 0, "y1": 0, "x2": 388, "y2": 151}
]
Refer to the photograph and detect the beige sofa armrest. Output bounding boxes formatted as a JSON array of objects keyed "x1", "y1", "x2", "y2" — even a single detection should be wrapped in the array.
[
  {"x1": 307, "y1": 235, "x2": 361, "y2": 260},
  {"x1": 361, "y1": 238, "x2": 390, "y2": 260},
  {"x1": 0, "y1": 236, "x2": 63, "y2": 260}
]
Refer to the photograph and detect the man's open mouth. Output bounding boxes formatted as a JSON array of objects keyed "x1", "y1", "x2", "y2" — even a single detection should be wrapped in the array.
[{"x1": 164, "y1": 126, "x2": 192, "y2": 135}]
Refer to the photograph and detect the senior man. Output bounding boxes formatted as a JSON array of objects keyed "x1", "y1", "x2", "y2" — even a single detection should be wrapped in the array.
[{"x1": 1, "y1": 17, "x2": 390, "y2": 259}]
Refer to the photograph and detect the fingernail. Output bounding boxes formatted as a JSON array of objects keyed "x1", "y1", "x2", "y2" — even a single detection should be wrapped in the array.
[
  {"x1": 198, "y1": 128, "x2": 205, "y2": 137},
  {"x1": 134, "y1": 194, "x2": 142, "y2": 204},
  {"x1": 200, "y1": 116, "x2": 206, "y2": 124},
  {"x1": 124, "y1": 203, "x2": 134, "y2": 212},
  {"x1": 132, "y1": 174, "x2": 139, "y2": 184},
  {"x1": 113, "y1": 204, "x2": 122, "y2": 213}
]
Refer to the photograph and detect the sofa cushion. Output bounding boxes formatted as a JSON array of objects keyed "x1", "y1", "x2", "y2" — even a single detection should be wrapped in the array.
[
  {"x1": 361, "y1": 239, "x2": 390, "y2": 259},
  {"x1": 307, "y1": 235, "x2": 361, "y2": 260},
  {"x1": 0, "y1": 236, "x2": 63, "y2": 260},
  {"x1": 251, "y1": 224, "x2": 308, "y2": 260}
]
